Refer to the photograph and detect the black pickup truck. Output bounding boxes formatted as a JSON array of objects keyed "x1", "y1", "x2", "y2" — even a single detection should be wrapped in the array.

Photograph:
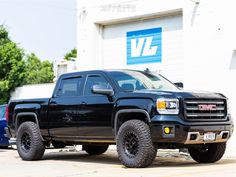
[{"x1": 5, "y1": 69, "x2": 234, "y2": 168}]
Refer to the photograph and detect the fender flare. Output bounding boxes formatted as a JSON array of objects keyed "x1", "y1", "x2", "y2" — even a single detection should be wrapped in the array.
[
  {"x1": 15, "y1": 112, "x2": 44, "y2": 141},
  {"x1": 114, "y1": 109, "x2": 151, "y2": 136}
]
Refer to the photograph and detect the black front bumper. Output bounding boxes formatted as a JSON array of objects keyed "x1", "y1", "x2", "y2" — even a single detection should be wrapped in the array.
[{"x1": 150, "y1": 115, "x2": 234, "y2": 144}]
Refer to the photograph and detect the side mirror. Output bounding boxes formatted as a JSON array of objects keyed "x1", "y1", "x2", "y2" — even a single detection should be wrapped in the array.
[
  {"x1": 92, "y1": 84, "x2": 114, "y2": 96},
  {"x1": 174, "y1": 82, "x2": 184, "y2": 89}
]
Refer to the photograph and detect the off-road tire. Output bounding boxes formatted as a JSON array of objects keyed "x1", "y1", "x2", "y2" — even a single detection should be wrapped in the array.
[
  {"x1": 83, "y1": 145, "x2": 109, "y2": 155},
  {"x1": 16, "y1": 122, "x2": 45, "y2": 160},
  {"x1": 116, "y1": 119, "x2": 157, "y2": 168},
  {"x1": 188, "y1": 142, "x2": 226, "y2": 163},
  {"x1": 52, "y1": 141, "x2": 66, "y2": 148}
]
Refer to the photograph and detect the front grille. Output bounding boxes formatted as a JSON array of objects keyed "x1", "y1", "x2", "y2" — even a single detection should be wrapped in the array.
[{"x1": 184, "y1": 99, "x2": 226, "y2": 121}]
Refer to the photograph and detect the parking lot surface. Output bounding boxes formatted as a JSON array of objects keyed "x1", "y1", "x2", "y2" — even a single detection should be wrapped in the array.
[{"x1": 0, "y1": 146, "x2": 235, "y2": 177}]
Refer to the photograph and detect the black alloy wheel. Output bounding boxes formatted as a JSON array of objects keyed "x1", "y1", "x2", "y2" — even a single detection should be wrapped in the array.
[
  {"x1": 21, "y1": 132, "x2": 31, "y2": 152},
  {"x1": 123, "y1": 132, "x2": 139, "y2": 158}
]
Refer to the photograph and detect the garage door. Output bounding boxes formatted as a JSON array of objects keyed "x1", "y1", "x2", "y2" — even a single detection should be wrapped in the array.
[{"x1": 102, "y1": 13, "x2": 183, "y2": 82}]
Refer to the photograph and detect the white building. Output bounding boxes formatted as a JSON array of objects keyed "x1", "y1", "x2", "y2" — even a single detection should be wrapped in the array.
[
  {"x1": 77, "y1": 0, "x2": 236, "y2": 155},
  {"x1": 53, "y1": 59, "x2": 77, "y2": 80}
]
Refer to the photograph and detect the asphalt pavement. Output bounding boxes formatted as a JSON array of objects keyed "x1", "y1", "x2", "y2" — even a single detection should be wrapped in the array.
[{"x1": 0, "y1": 145, "x2": 235, "y2": 177}]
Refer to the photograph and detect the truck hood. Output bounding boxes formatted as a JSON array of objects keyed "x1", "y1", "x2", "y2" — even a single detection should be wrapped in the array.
[{"x1": 133, "y1": 89, "x2": 225, "y2": 99}]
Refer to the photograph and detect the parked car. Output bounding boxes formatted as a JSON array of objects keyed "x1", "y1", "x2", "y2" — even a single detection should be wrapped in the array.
[
  {"x1": 6, "y1": 69, "x2": 234, "y2": 167},
  {"x1": 0, "y1": 104, "x2": 9, "y2": 148}
]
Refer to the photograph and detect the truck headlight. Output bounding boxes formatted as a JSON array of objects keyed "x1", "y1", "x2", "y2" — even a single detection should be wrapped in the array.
[{"x1": 156, "y1": 98, "x2": 179, "y2": 115}]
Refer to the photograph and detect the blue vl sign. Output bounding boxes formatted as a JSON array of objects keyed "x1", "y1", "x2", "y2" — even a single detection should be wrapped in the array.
[{"x1": 126, "y1": 27, "x2": 162, "y2": 65}]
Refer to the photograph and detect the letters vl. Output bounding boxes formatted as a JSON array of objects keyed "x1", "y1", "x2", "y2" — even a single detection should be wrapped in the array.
[{"x1": 131, "y1": 37, "x2": 158, "y2": 57}]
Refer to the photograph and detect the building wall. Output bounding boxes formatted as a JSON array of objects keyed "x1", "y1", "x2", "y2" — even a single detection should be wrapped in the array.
[
  {"x1": 183, "y1": 0, "x2": 236, "y2": 121},
  {"x1": 102, "y1": 13, "x2": 183, "y2": 81},
  {"x1": 77, "y1": 0, "x2": 183, "y2": 73},
  {"x1": 77, "y1": 0, "x2": 236, "y2": 154}
]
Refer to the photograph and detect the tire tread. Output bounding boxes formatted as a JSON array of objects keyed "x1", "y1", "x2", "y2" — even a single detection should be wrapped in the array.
[
  {"x1": 16, "y1": 121, "x2": 45, "y2": 161},
  {"x1": 116, "y1": 119, "x2": 156, "y2": 168},
  {"x1": 189, "y1": 142, "x2": 226, "y2": 163}
]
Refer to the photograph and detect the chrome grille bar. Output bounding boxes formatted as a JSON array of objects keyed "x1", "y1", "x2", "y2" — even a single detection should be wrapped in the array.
[{"x1": 184, "y1": 98, "x2": 226, "y2": 121}]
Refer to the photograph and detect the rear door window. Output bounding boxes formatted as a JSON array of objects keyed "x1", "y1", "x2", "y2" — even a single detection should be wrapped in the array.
[{"x1": 57, "y1": 77, "x2": 83, "y2": 97}]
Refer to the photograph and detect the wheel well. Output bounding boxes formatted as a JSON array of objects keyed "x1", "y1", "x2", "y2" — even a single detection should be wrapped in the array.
[
  {"x1": 17, "y1": 115, "x2": 37, "y2": 129},
  {"x1": 15, "y1": 113, "x2": 44, "y2": 141},
  {"x1": 116, "y1": 112, "x2": 149, "y2": 134}
]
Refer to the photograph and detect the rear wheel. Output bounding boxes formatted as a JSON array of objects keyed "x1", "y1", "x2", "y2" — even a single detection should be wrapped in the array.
[
  {"x1": 16, "y1": 122, "x2": 45, "y2": 160},
  {"x1": 52, "y1": 141, "x2": 66, "y2": 148},
  {"x1": 188, "y1": 142, "x2": 226, "y2": 163},
  {"x1": 116, "y1": 119, "x2": 157, "y2": 168},
  {"x1": 83, "y1": 145, "x2": 109, "y2": 155}
]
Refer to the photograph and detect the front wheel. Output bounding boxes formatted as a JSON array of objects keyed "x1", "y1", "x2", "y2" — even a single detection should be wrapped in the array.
[
  {"x1": 116, "y1": 120, "x2": 157, "y2": 168},
  {"x1": 188, "y1": 142, "x2": 226, "y2": 163},
  {"x1": 16, "y1": 122, "x2": 45, "y2": 160}
]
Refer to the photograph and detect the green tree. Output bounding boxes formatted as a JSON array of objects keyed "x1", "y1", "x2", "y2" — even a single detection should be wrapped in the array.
[
  {"x1": 0, "y1": 26, "x2": 25, "y2": 103},
  {"x1": 64, "y1": 48, "x2": 77, "y2": 60},
  {"x1": 24, "y1": 53, "x2": 54, "y2": 84},
  {"x1": 0, "y1": 25, "x2": 54, "y2": 104}
]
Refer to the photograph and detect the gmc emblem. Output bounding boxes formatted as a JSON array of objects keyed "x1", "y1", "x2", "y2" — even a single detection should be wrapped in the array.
[{"x1": 198, "y1": 104, "x2": 217, "y2": 111}]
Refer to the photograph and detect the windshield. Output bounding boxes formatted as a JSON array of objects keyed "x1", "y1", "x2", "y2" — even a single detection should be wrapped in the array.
[
  {"x1": 109, "y1": 70, "x2": 178, "y2": 91},
  {"x1": 0, "y1": 106, "x2": 6, "y2": 120}
]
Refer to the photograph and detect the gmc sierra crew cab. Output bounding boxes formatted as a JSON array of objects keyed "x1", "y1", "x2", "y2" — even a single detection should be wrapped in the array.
[{"x1": 5, "y1": 69, "x2": 234, "y2": 168}]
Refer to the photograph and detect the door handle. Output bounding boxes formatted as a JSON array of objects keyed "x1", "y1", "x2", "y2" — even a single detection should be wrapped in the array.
[
  {"x1": 50, "y1": 101, "x2": 57, "y2": 106},
  {"x1": 81, "y1": 102, "x2": 87, "y2": 105}
]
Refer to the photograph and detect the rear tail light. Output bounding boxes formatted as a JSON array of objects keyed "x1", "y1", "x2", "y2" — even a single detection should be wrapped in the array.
[{"x1": 6, "y1": 105, "x2": 9, "y2": 122}]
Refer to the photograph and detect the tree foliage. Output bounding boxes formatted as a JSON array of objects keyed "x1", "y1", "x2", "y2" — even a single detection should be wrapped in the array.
[
  {"x1": 64, "y1": 48, "x2": 77, "y2": 60},
  {"x1": 24, "y1": 53, "x2": 54, "y2": 84},
  {"x1": 0, "y1": 25, "x2": 54, "y2": 104},
  {"x1": 0, "y1": 26, "x2": 25, "y2": 103}
]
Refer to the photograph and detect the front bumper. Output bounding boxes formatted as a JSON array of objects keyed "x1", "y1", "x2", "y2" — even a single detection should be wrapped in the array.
[
  {"x1": 150, "y1": 115, "x2": 234, "y2": 145},
  {"x1": 184, "y1": 131, "x2": 230, "y2": 144}
]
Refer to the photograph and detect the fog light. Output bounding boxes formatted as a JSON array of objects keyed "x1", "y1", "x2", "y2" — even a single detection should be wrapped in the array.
[
  {"x1": 190, "y1": 134, "x2": 197, "y2": 140},
  {"x1": 222, "y1": 132, "x2": 228, "y2": 139},
  {"x1": 164, "y1": 127, "x2": 171, "y2": 134},
  {"x1": 162, "y1": 126, "x2": 175, "y2": 138}
]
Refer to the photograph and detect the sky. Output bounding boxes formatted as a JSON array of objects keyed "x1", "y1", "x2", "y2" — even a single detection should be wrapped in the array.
[{"x1": 0, "y1": 0, "x2": 76, "y2": 61}]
